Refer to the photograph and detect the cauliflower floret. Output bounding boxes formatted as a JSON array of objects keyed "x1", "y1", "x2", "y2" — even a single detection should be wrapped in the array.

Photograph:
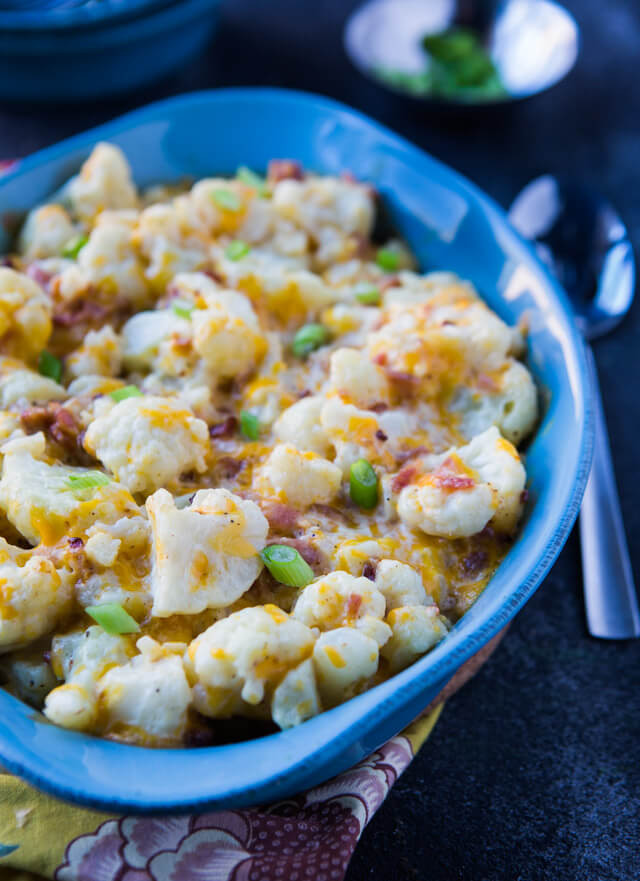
[
  {"x1": 146, "y1": 488, "x2": 268, "y2": 617},
  {"x1": 312, "y1": 627, "x2": 379, "y2": 705},
  {"x1": 271, "y1": 658, "x2": 321, "y2": 729},
  {"x1": 258, "y1": 443, "x2": 342, "y2": 508},
  {"x1": 83, "y1": 395, "x2": 209, "y2": 495},
  {"x1": 44, "y1": 626, "x2": 135, "y2": 730},
  {"x1": 181, "y1": 178, "x2": 251, "y2": 237},
  {"x1": 374, "y1": 560, "x2": 429, "y2": 610},
  {"x1": 133, "y1": 202, "x2": 207, "y2": 289},
  {"x1": 70, "y1": 212, "x2": 148, "y2": 308},
  {"x1": 172, "y1": 272, "x2": 266, "y2": 379},
  {"x1": 328, "y1": 347, "x2": 390, "y2": 408},
  {"x1": 272, "y1": 176, "x2": 375, "y2": 239},
  {"x1": 273, "y1": 395, "x2": 331, "y2": 456},
  {"x1": 0, "y1": 538, "x2": 74, "y2": 650},
  {"x1": 120, "y1": 308, "x2": 181, "y2": 371},
  {"x1": 0, "y1": 359, "x2": 65, "y2": 407},
  {"x1": 320, "y1": 396, "x2": 390, "y2": 474},
  {"x1": 396, "y1": 426, "x2": 526, "y2": 538},
  {"x1": 292, "y1": 570, "x2": 391, "y2": 647},
  {"x1": 0, "y1": 432, "x2": 140, "y2": 545},
  {"x1": 451, "y1": 359, "x2": 538, "y2": 445},
  {"x1": 188, "y1": 604, "x2": 315, "y2": 716},
  {"x1": 381, "y1": 605, "x2": 448, "y2": 673},
  {"x1": 97, "y1": 637, "x2": 191, "y2": 743},
  {"x1": 66, "y1": 325, "x2": 122, "y2": 380},
  {"x1": 67, "y1": 142, "x2": 138, "y2": 222},
  {"x1": 18, "y1": 204, "x2": 76, "y2": 260},
  {"x1": 0, "y1": 268, "x2": 52, "y2": 363}
]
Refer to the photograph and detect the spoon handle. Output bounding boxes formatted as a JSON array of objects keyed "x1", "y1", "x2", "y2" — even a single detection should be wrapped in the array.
[{"x1": 579, "y1": 345, "x2": 640, "y2": 638}]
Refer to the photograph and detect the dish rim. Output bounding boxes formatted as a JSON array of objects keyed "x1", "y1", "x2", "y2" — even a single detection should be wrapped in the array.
[{"x1": 0, "y1": 87, "x2": 593, "y2": 813}]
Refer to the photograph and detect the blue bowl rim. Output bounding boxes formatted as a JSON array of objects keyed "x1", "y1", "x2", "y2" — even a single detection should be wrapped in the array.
[
  {"x1": 0, "y1": 0, "x2": 174, "y2": 32},
  {"x1": 0, "y1": 87, "x2": 594, "y2": 813}
]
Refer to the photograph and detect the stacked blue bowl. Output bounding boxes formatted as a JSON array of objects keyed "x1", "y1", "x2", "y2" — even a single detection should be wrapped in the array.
[{"x1": 0, "y1": 0, "x2": 221, "y2": 101}]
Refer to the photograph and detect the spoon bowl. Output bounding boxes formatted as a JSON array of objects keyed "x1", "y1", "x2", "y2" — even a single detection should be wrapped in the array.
[{"x1": 344, "y1": 0, "x2": 579, "y2": 105}]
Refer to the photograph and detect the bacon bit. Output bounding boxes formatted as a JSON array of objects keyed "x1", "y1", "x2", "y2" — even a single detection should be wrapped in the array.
[
  {"x1": 441, "y1": 319, "x2": 455, "y2": 326},
  {"x1": 369, "y1": 401, "x2": 389, "y2": 413},
  {"x1": 209, "y1": 416, "x2": 238, "y2": 438},
  {"x1": 362, "y1": 560, "x2": 378, "y2": 581},
  {"x1": 378, "y1": 275, "x2": 401, "y2": 292},
  {"x1": 53, "y1": 297, "x2": 107, "y2": 328},
  {"x1": 267, "y1": 536, "x2": 324, "y2": 572},
  {"x1": 373, "y1": 352, "x2": 388, "y2": 366},
  {"x1": 386, "y1": 368, "x2": 420, "y2": 386},
  {"x1": 477, "y1": 373, "x2": 498, "y2": 392},
  {"x1": 21, "y1": 402, "x2": 82, "y2": 455},
  {"x1": 26, "y1": 263, "x2": 53, "y2": 290},
  {"x1": 267, "y1": 159, "x2": 304, "y2": 183},
  {"x1": 346, "y1": 593, "x2": 363, "y2": 616},
  {"x1": 203, "y1": 268, "x2": 225, "y2": 284},
  {"x1": 431, "y1": 457, "x2": 475, "y2": 491},
  {"x1": 460, "y1": 549, "x2": 488, "y2": 578},
  {"x1": 375, "y1": 428, "x2": 388, "y2": 442},
  {"x1": 396, "y1": 446, "x2": 428, "y2": 465},
  {"x1": 260, "y1": 500, "x2": 301, "y2": 535},
  {"x1": 1, "y1": 256, "x2": 16, "y2": 268},
  {"x1": 520, "y1": 489, "x2": 530, "y2": 504},
  {"x1": 297, "y1": 389, "x2": 312, "y2": 400},
  {"x1": 68, "y1": 537, "x2": 84, "y2": 550},
  {"x1": 349, "y1": 232, "x2": 371, "y2": 259},
  {"x1": 340, "y1": 170, "x2": 357, "y2": 184},
  {"x1": 216, "y1": 457, "x2": 244, "y2": 480},
  {"x1": 42, "y1": 650, "x2": 52, "y2": 665},
  {"x1": 391, "y1": 464, "x2": 418, "y2": 493}
]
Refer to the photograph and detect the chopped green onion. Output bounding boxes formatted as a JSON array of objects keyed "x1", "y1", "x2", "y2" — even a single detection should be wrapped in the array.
[
  {"x1": 260, "y1": 544, "x2": 314, "y2": 587},
  {"x1": 86, "y1": 602, "x2": 140, "y2": 635},
  {"x1": 375, "y1": 248, "x2": 400, "y2": 272},
  {"x1": 240, "y1": 410, "x2": 260, "y2": 441},
  {"x1": 355, "y1": 287, "x2": 381, "y2": 306},
  {"x1": 66, "y1": 471, "x2": 110, "y2": 493},
  {"x1": 225, "y1": 240, "x2": 251, "y2": 261},
  {"x1": 291, "y1": 323, "x2": 329, "y2": 358},
  {"x1": 37, "y1": 350, "x2": 62, "y2": 383},
  {"x1": 236, "y1": 165, "x2": 268, "y2": 197},
  {"x1": 211, "y1": 188, "x2": 241, "y2": 212},
  {"x1": 61, "y1": 234, "x2": 88, "y2": 259},
  {"x1": 110, "y1": 385, "x2": 142, "y2": 402},
  {"x1": 350, "y1": 459, "x2": 379, "y2": 509},
  {"x1": 172, "y1": 300, "x2": 194, "y2": 319}
]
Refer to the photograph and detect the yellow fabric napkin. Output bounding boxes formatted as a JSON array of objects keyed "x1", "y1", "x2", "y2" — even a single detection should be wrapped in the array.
[{"x1": 0, "y1": 707, "x2": 442, "y2": 881}]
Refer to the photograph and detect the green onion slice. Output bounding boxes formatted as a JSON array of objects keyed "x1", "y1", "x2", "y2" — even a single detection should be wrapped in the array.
[
  {"x1": 211, "y1": 188, "x2": 242, "y2": 212},
  {"x1": 350, "y1": 459, "x2": 379, "y2": 509},
  {"x1": 86, "y1": 602, "x2": 140, "y2": 635},
  {"x1": 66, "y1": 471, "x2": 110, "y2": 493},
  {"x1": 239, "y1": 410, "x2": 260, "y2": 441},
  {"x1": 110, "y1": 385, "x2": 142, "y2": 402},
  {"x1": 61, "y1": 234, "x2": 88, "y2": 259},
  {"x1": 260, "y1": 544, "x2": 314, "y2": 587},
  {"x1": 172, "y1": 300, "x2": 194, "y2": 319},
  {"x1": 291, "y1": 323, "x2": 329, "y2": 358},
  {"x1": 375, "y1": 248, "x2": 400, "y2": 272},
  {"x1": 37, "y1": 350, "x2": 62, "y2": 383},
  {"x1": 355, "y1": 287, "x2": 381, "y2": 306},
  {"x1": 225, "y1": 240, "x2": 251, "y2": 261},
  {"x1": 236, "y1": 165, "x2": 268, "y2": 196}
]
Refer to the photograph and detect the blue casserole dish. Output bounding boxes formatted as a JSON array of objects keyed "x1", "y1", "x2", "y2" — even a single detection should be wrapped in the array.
[{"x1": 0, "y1": 88, "x2": 592, "y2": 813}]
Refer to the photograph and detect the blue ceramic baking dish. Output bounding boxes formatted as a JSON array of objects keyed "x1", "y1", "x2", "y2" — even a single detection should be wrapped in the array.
[{"x1": 0, "y1": 88, "x2": 592, "y2": 814}]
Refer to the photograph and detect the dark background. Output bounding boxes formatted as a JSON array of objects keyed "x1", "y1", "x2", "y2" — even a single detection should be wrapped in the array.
[{"x1": 1, "y1": 1, "x2": 639, "y2": 879}]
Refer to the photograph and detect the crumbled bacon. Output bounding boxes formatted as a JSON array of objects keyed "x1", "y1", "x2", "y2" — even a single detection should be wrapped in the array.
[
  {"x1": 460, "y1": 549, "x2": 488, "y2": 578},
  {"x1": 378, "y1": 275, "x2": 402, "y2": 292},
  {"x1": 26, "y1": 263, "x2": 53, "y2": 290},
  {"x1": 346, "y1": 593, "x2": 363, "y2": 617},
  {"x1": 391, "y1": 464, "x2": 418, "y2": 493},
  {"x1": 53, "y1": 297, "x2": 108, "y2": 328},
  {"x1": 68, "y1": 537, "x2": 84, "y2": 549},
  {"x1": 209, "y1": 416, "x2": 238, "y2": 438},
  {"x1": 476, "y1": 373, "x2": 498, "y2": 392},
  {"x1": 21, "y1": 402, "x2": 82, "y2": 455},
  {"x1": 431, "y1": 457, "x2": 475, "y2": 491},
  {"x1": 373, "y1": 352, "x2": 388, "y2": 366},
  {"x1": 375, "y1": 428, "x2": 388, "y2": 442},
  {"x1": 370, "y1": 402, "x2": 389, "y2": 413},
  {"x1": 267, "y1": 159, "x2": 304, "y2": 183},
  {"x1": 362, "y1": 560, "x2": 378, "y2": 581},
  {"x1": 260, "y1": 500, "x2": 301, "y2": 535},
  {"x1": 267, "y1": 536, "x2": 323, "y2": 572},
  {"x1": 396, "y1": 446, "x2": 428, "y2": 465},
  {"x1": 216, "y1": 457, "x2": 244, "y2": 480}
]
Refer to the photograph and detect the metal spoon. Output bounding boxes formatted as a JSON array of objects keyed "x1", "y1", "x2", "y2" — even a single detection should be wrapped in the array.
[{"x1": 509, "y1": 175, "x2": 640, "y2": 639}]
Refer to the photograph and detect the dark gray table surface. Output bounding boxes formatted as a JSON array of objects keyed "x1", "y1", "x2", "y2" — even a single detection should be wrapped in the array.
[{"x1": 1, "y1": 1, "x2": 639, "y2": 879}]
